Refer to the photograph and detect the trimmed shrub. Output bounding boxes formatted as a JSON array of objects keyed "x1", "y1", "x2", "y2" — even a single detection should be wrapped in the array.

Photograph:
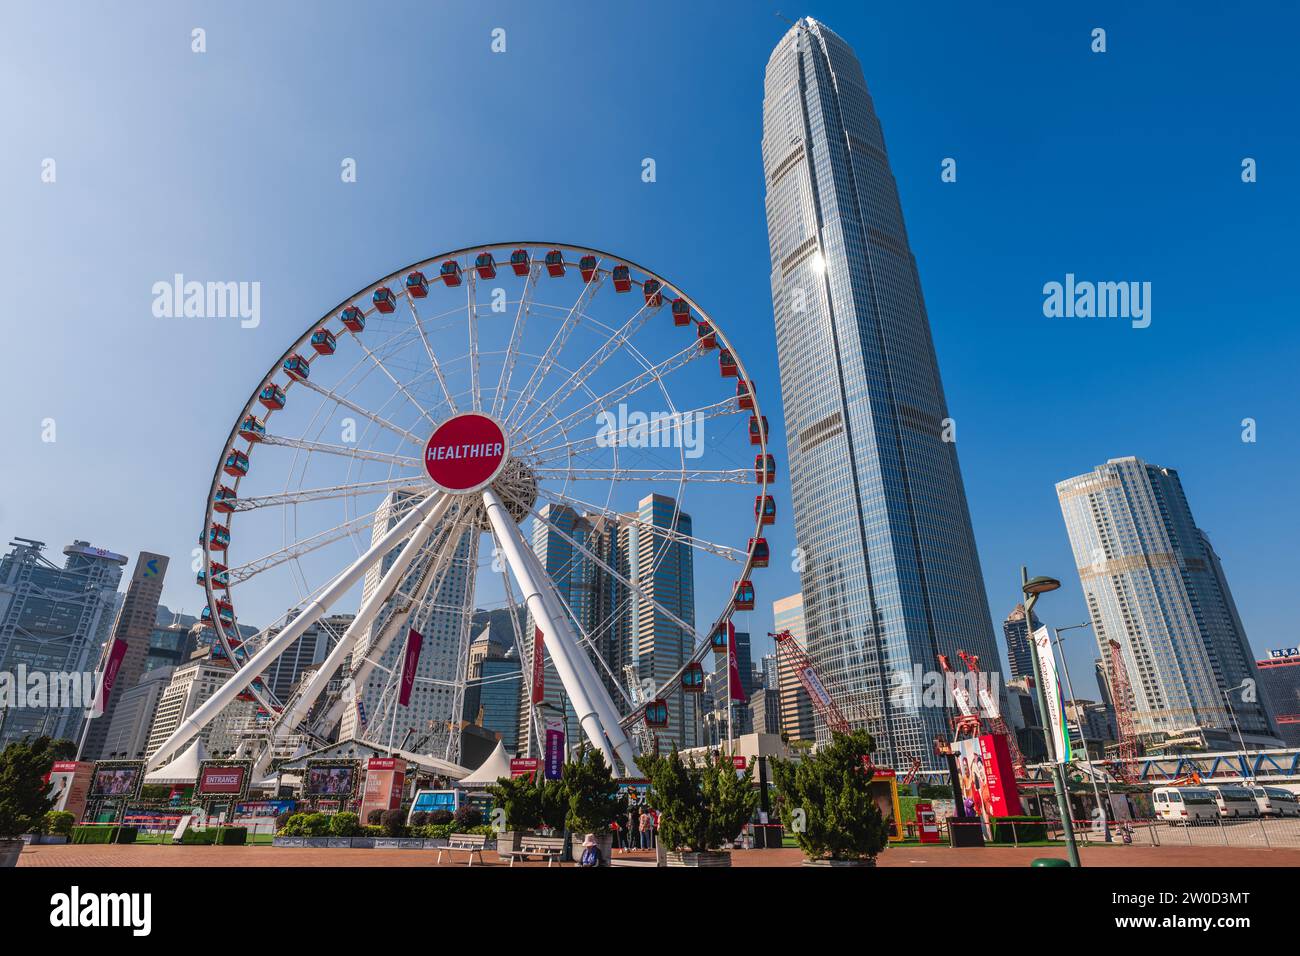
[
  {"x1": 453, "y1": 804, "x2": 482, "y2": 829},
  {"x1": 379, "y1": 809, "x2": 406, "y2": 837},
  {"x1": 72, "y1": 826, "x2": 116, "y2": 844},
  {"x1": 989, "y1": 816, "x2": 1046, "y2": 843},
  {"x1": 329, "y1": 812, "x2": 361, "y2": 837},
  {"x1": 114, "y1": 826, "x2": 137, "y2": 844},
  {"x1": 426, "y1": 808, "x2": 453, "y2": 826},
  {"x1": 216, "y1": 827, "x2": 247, "y2": 846},
  {"x1": 43, "y1": 811, "x2": 76, "y2": 837},
  {"x1": 409, "y1": 811, "x2": 429, "y2": 828},
  {"x1": 367, "y1": 809, "x2": 384, "y2": 826}
]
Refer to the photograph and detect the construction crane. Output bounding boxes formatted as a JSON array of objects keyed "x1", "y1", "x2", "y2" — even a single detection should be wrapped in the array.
[
  {"x1": 901, "y1": 755, "x2": 923, "y2": 785},
  {"x1": 936, "y1": 653, "x2": 984, "y2": 739},
  {"x1": 1106, "y1": 639, "x2": 1141, "y2": 784},
  {"x1": 956, "y1": 651, "x2": 1028, "y2": 777},
  {"x1": 771, "y1": 630, "x2": 850, "y2": 735}
]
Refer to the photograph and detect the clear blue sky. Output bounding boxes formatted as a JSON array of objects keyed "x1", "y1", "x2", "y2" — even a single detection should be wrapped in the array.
[{"x1": 2, "y1": 1, "x2": 1297, "y2": 700}]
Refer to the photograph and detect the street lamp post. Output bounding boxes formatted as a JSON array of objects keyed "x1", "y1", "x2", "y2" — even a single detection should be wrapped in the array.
[
  {"x1": 1053, "y1": 622, "x2": 1111, "y2": 842},
  {"x1": 1221, "y1": 682, "x2": 1254, "y2": 785},
  {"x1": 1021, "y1": 567, "x2": 1082, "y2": 868}
]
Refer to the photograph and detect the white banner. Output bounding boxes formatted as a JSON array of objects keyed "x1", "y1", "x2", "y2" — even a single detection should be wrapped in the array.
[{"x1": 1032, "y1": 626, "x2": 1073, "y2": 763}]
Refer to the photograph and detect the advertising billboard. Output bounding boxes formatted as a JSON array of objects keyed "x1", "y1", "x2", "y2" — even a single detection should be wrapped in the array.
[
  {"x1": 305, "y1": 761, "x2": 359, "y2": 801},
  {"x1": 48, "y1": 760, "x2": 94, "y2": 821},
  {"x1": 865, "y1": 767, "x2": 903, "y2": 842},
  {"x1": 359, "y1": 757, "x2": 405, "y2": 822},
  {"x1": 953, "y1": 734, "x2": 1024, "y2": 838},
  {"x1": 90, "y1": 761, "x2": 144, "y2": 800}
]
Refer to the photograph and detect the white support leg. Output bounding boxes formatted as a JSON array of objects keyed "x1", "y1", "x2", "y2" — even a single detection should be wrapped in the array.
[
  {"x1": 481, "y1": 488, "x2": 618, "y2": 771},
  {"x1": 263, "y1": 492, "x2": 455, "y2": 768},
  {"x1": 514, "y1": 533, "x2": 640, "y2": 776},
  {"x1": 145, "y1": 491, "x2": 446, "y2": 772}
]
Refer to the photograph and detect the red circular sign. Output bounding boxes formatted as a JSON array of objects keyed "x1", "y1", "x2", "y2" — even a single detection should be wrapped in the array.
[{"x1": 423, "y1": 413, "x2": 508, "y2": 493}]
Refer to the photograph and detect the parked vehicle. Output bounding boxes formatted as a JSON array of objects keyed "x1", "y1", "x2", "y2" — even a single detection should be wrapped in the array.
[
  {"x1": 1152, "y1": 787, "x2": 1219, "y2": 824},
  {"x1": 1250, "y1": 786, "x2": 1300, "y2": 817},
  {"x1": 1207, "y1": 785, "x2": 1259, "y2": 818}
]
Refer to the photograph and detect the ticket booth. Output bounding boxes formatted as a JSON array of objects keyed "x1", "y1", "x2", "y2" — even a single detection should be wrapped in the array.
[{"x1": 916, "y1": 802, "x2": 941, "y2": 844}]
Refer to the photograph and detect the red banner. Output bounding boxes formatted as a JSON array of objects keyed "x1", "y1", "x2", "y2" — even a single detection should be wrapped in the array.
[
  {"x1": 399, "y1": 628, "x2": 422, "y2": 707},
  {"x1": 727, "y1": 622, "x2": 747, "y2": 703},
  {"x1": 510, "y1": 757, "x2": 539, "y2": 779},
  {"x1": 94, "y1": 638, "x2": 129, "y2": 717},
  {"x1": 531, "y1": 628, "x2": 545, "y2": 704}
]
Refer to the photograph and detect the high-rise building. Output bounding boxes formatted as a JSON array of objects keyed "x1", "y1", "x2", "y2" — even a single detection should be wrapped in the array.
[
  {"x1": 1257, "y1": 648, "x2": 1300, "y2": 747},
  {"x1": 264, "y1": 614, "x2": 352, "y2": 706},
  {"x1": 342, "y1": 490, "x2": 474, "y2": 760},
  {"x1": 101, "y1": 665, "x2": 173, "y2": 760},
  {"x1": 145, "y1": 649, "x2": 259, "y2": 762},
  {"x1": 478, "y1": 647, "x2": 522, "y2": 752},
  {"x1": 1002, "y1": 603, "x2": 1042, "y2": 683},
  {"x1": 81, "y1": 551, "x2": 169, "y2": 759},
  {"x1": 1057, "y1": 457, "x2": 1278, "y2": 747},
  {"x1": 761, "y1": 18, "x2": 1000, "y2": 767},
  {"x1": 0, "y1": 538, "x2": 127, "y2": 747},
  {"x1": 772, "y1": 593, "x2": 815, "y2": 743},
  {"x1": 750, "y1": 687, "x2": 782, "y2": 736}
]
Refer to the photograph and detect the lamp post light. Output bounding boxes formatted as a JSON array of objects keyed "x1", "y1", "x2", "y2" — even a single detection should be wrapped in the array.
[
  {"x1": 1021, "y1": 567, "x2": 1082, "y2": 868},
  {"x1": 1053, "y1": 622, "x2": 1111, "y2": 842},
  {"x1": 1221, "y1": 682, "x2": 1254, "y2": 785}
]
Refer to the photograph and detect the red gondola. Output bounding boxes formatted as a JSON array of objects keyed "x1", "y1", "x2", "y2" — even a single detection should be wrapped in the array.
[
  {"x1": 372, "y1": 287, "x2": 397, "y2": 313},
  {"x1": 544, "y1": 249, "x2": 565, "y2": 277},
  {"x1": 238, "y1": 415, "x2": 266, "y2": 442},
  {"x1": 682, "y1": 663, "x2": 705, "y2": 692},
  {"x1": 755, "y1": 454, "x2": 776, "y2": 483},
  {"x1": 197, "y1": 561, "x2": 229, "y2": 589},
  {"x1": 405, "y1": 270, "x2": 429, "y2": 297},
  {"x1": 579, "y1": 255, "x2": 598, "y2": 282},
  {"x1": 670, "y1": 297, "x2": 691, "y2": 326},
  {"x1": 697, "y1": 320, "x2": 716, "y2": 350},
  {"x1": 643, "y1": 278, "x2": 662, "y2": 307},
  {"x1": 733, "y1": 580, "x2": 755, "y2": 611},
  {"x1": 202, "y1": 599, "x2": 235, "y2": 627},
  {"x1": 440, "y1": 260, "x2": 463, "y2": 287},
  {"x1": 475, "y1": 251, "x2": 497, "y2": 279},
  {"x1": 259, "y1": 384, "x2": 286, "y2": 410},
  {"x1": 208, "y1": 523, "x2": 230, "y2": 550},
  {"x1": 749, "y1": 415, "x2": 768, "y2": 446},
  {"x1": 644, "y1": 699, "x2": 669, "y2": 729},
  {"x1": 718, "y1": 349, "x2": 737, "y2": 377},
  {"x1": 223, "y1": 451, "x2": 249, "y2": 478},
  {"x1": 310, "y1": 328, "x2": 336, "y2": 355},
  {"x1": 510, "y1": 249, "x2": 531, "y2": 276},
  {"x1": 282, "y1": 353, "x2": 310, "y2": 381},
  {"x1": 341, "y1": 306, "x2": 366, "y2": 333},
  {"x1": 736, "y1": 378, "x2": 755, "y2": 410},
  {"x1": 748, "y1": 537, "x2": 769, "y2": 568},
  {"x1": 755, "y1": 495, "x2": 776, "y2": 526},
  {"x1": 710, "y1": 625, "x2": 729, "y2": 653},
  {"x1": 611, "y1": 264, "x2": 631, "y2": 292},
  {"x1": 213, "y1": 486, "x2": 237, "y2": 514}
]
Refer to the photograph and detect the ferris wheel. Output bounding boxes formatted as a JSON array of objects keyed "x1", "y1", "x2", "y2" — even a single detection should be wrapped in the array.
[{"x1": 145, "y1": 243, "x2": 776, "y2": 778}]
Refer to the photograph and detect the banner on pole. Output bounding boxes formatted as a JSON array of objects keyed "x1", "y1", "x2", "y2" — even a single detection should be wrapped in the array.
[
  {"x1": 544, "y1": 716, "x2": 565, "y2": 780},
  {"x1": 727, "y1": 622, "x2": 747, "y2": 703},
  {"x1": 91, "y1": 638, "x2": 129, "y2": 718},
  {"x1": 1032, "y1": 625, "x2": 1072, "y2": 763},
  {"x1": 531, "y1": 628, "x2": 545, "y2": 704},
  {"x1": 398, "y1": 628, "x2": 422, "y2": 707}
]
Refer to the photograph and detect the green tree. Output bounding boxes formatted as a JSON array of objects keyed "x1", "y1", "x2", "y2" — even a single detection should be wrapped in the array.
[
  {"x1": 770, "y1": 729, "x2": 888, "y2": 862},
  {"x1": 560, "y1": 749, "x2": 625, "y2": 834},
  {"x1": 538, "y1": 779, "x2": 569, "y2": 832},
  {"x1": 0, "y1": 739, "x2": 58, "y2": 838},
  {"x1": 640, "y1": 750, "x2": 757, "y2": 852},
  {"x1": 487, "y1": 773, "x2": 543, "y2": 831}
]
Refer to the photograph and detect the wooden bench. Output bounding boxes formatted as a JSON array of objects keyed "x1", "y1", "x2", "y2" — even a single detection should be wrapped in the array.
[
  {"x1": 500, "y1": 835, "x2": 566, "y2": 867},
  {"x1": 436, "y1": 833, "x2": 487, "y2": 866}
]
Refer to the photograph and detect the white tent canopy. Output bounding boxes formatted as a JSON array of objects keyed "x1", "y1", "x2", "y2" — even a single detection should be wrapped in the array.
[
  {"x1": 455, "y1": 740, "x2": 513, "y2": 788},
  {"x1": 144, "y1": 738, "x2": 206, "y2": 784}
]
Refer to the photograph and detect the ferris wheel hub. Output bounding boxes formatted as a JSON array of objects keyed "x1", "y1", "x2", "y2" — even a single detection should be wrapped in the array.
[{"x1": 422, "y1": 411, "x2": 510, "y2": 494}]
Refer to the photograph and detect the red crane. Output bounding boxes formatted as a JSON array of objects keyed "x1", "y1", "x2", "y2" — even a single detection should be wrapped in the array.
[
  {"x1": 770, "y1": 629, "x2": 850, "y2": 735},
  {"x1": 1107, "y1": 639, "x2": 1141, "y2": 784}
]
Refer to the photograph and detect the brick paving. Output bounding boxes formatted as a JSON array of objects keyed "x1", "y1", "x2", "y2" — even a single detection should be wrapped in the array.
[{"x1": 17, "y1": 842, "x2": 1300, "y2": 868}]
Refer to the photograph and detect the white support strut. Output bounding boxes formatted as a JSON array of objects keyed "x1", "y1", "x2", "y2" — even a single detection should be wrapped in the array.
[
  {"x1": 481, "y1": 487, "x2": 625, "y2": 774},
  {"x1": 146, "y1": 490, "x2": 446, "y2": 771}
]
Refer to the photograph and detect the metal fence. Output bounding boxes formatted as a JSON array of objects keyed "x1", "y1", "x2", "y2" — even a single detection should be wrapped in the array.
[{"x1": 1048, "y1": 813, "x2": 1300, "y2": 848}]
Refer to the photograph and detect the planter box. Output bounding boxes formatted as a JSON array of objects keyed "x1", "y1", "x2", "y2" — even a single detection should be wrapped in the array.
[
  {"x1": 373, "y1": 837, "x2": 425, "y2": 849},
  {"x1": 801, "y1": 858, "x2": 877, "y2": 867},
  {"x1": 302, "y1": 837, "x2": 333, "y2": 848},
  {"x1": 422, "y1": 838, "x2": 448, "y2": 849},
  {"x1": 349, "y1": 837, "x2": 375, "y2": 849},
  {"x1": 23, "y1": 834, "x2": 69, "y2": 845},
  {"x1": 326, "y1": 837, "x2": 352, "y2": 848},
  {"x1": 665, "y1": 850, "x2": 732, "y2": 868},
  {"x1": 0, "y1": 839, "x2": 24, "y2": 868},
  {"x1": 273, "y1": 837, "x2": 305, "y2": 848}
]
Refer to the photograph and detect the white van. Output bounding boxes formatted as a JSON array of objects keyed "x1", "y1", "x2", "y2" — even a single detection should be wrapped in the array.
[
  {"x1": 1152, "y1": 787, "x2": 1219, "y2": 824},
  {"x1": 1250, "y1": 786, "x2": 1300, "y2": 818},
  {"x1": 1207, "y1": 785, "x2": 1259, "y2": 818}
]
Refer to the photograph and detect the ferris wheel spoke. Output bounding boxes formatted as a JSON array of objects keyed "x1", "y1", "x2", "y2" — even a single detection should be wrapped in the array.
[
  {"x1": 532, "y1": 466, "x2": 749, "y2": 484},
  {"x1": 403, "y1": 293, "x2": 459, "y2": 417},
  {"x1": 228, "y1": 476, "x2": 427, "y2": 512},
  {"x1": 466, "y1": 270, "x2": 481, "y2": 413},
  {"x1": 348, "y1": 328, "x2": 440, "y2": 427},
  {"x1": 533, "y1": 486, "x2": 747, "y2": 563},
  {"x1": 258, "y1": 434, "x2": 423, "y2": 470},
  {"x1": 512, "y1": 296, "x2": 657, "y2": 437},
  {"x1": 505, "y1": 268, "x2": 604, "y2": 430},
  {"x1": 292, "y1": 376, "x2": 427, "y2": 448},
  {"x1": 523, "y1": 397, "x2": 742, "y2": 464},
  {"x1": 516, "y1": 340, "x2": 703, "y2": 452},
  {"x1": 225, "y1": 497, "x2": 427, "y2": 585},
  {"x1": 491, "y1": 265, "x2": 540, "y2": 420}
]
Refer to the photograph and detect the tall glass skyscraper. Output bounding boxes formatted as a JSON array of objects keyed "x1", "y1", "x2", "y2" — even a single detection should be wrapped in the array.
[
  {"x1": 1057, "y1": 456, "x2": 1277, "y2": 746},
  {"x1": 762, "y1": 18, "x2": 1000, "y2": 768}
]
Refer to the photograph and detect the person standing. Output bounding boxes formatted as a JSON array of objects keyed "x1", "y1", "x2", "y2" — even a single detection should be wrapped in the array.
[
  {"x1": 639, "y1": 808, "x2": 654, "y2": 849},
  {"x1": 627, "y1": 803, "x2": 641, "y2": 852}
]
